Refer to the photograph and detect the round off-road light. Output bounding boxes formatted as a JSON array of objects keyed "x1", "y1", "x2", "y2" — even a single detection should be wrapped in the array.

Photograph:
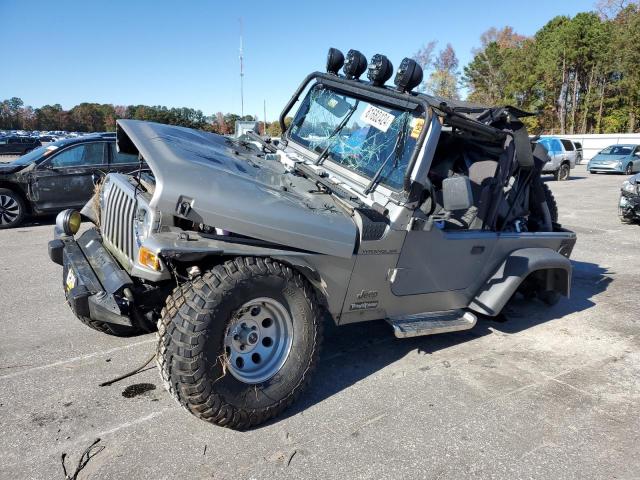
[
  {"x1": 343, "y1": 49, "x2": 367, "y2": 79},
  {"x1": 394, "y1": 57, "x2": 423, "y2": 93},
  {"x1": 56, "y1": 209, "x2": 82, "y2": 236},
  {"x1": 367, "y1": 54, "x2": 393, "y2": 86},
  {"x1": 326, "y1": 48, "x2": 345, "y2": 75}
]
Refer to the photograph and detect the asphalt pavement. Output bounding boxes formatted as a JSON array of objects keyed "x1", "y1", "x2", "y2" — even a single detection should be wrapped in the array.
[{"x1": 0, "y1": 164, "x2": 638, "y2": 479}]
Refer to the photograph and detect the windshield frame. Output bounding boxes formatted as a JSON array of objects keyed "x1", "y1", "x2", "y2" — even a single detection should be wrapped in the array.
[
  {"x1": 280, "y1": 72, "x2": 433, "y2": 194},
  {"x1": 284, "y1": 78, "x2": 428, "y2": 193}
]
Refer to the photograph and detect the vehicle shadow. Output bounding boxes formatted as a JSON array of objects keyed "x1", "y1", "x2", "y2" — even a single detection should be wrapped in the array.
[
  {"x1": 19, "y1": 214, "x2": 57, "y2": 228},
  {"x1": 267, "y1": 260, "x2": 611, "y2": 427},
  {"x1": 542, "y1": 176, "x2": 588, "y2": 182}
]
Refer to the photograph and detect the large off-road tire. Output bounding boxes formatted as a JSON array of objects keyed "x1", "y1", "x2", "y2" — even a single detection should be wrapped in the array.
[
  {"x1": 157, "y1": 257, "x2": 323, "y2": 430},
  {"x1": 538, "y1": 290, "x2": 561, "y2": 306},
  {"x1": 0, "y1": 188, "x2": 26, "y2": 229},
  {"x1": 62, "y1": 262, "x2": 145, "y2": 337},
  {"x1": 542, "y1": 183, "x2": 558, "y2": 223}
]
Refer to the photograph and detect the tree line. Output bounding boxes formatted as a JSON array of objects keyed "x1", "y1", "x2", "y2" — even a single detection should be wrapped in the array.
[
  {"x1": 3, "y1": 1, "x2": 638, "y2": 137},
  {"x1": 0, "y1": 98, "x2": 288, "y2": 136},
  {"x1": 416, "y1": 1, "x2": 640, "y2": 134}
]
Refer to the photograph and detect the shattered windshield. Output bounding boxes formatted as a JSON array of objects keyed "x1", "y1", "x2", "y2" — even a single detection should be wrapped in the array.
[{"x1": 289, "y1": 85, "x2": 424, "y2": 191}]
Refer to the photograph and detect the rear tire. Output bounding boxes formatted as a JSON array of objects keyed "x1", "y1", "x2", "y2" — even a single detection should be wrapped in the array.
[
  {"x1": 625, "y1": 163, "x2": 634, "y2": 175},
  {"x1": 157, "y1": 257, "x2": 323, "y2": 430},
  {"x1": 553, "y1": 163, "x2": 570, "y2": 181},
  {"x1": 0, "y1": 188, "x2": 26, "y2": 229},
  {"x1": 542, "y1": 183, "x2": 558, "y2": 223},
  {"x1": 538, "y1": 290, "x2": 561, "y2": 306}
]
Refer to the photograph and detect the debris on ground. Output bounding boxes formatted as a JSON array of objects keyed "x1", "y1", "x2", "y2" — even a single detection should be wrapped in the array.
[{"x1": 60, "y1": 438, "x2": 104, "y2": 480}]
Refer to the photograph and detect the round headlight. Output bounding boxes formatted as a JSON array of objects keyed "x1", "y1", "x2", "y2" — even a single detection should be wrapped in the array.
[
  {"x1": 56, "y1": 209, "x2": 82, "y2": 236},
  {"x1": 134, "y1": 207, "x2": 152, "y2": 244}
]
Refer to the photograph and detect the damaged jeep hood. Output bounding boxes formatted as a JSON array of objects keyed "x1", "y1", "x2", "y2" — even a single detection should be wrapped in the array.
[{"x1": 116, "y1": 120, "x2": 357, "y2": 258}]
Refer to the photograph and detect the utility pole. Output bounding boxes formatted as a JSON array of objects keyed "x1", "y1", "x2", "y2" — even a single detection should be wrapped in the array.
[
  {"x1": 263, "y1": 99, "x2": 267, "y2": 135},
  {"x1": 239, "y1": 18, "x2": 244, "y2": 118}
]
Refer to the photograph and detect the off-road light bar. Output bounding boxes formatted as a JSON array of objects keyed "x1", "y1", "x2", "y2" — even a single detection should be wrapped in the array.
[
  {"x1": 367, "y1": 53, "x2": 393, "y2": 86},
  {"x1": 342, "y1": 49, "x2": 367, "y2": 80},
  {"x1": 326, "y1": 48, "x2": 345, "y2": 75},
  {"x1": 394, "y1": 57, "x2": 423, "y2": 93}
]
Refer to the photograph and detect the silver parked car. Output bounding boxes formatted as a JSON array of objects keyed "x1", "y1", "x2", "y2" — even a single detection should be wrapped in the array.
[
  {"x1": 538, "y1": 137, "x2": 577, "y2": 181},
  {"x1": 588, "y1": 144, "x2": 640, "y2": 175}
]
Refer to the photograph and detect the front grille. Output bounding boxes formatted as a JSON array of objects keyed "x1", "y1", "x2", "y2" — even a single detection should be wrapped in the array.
[{"x1": 101, "y1": 180, "x2": 136, "y2": 265}]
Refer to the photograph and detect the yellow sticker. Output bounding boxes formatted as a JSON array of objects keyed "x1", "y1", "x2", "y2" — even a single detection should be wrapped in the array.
[
  {"x1": 410, "y1": 118, "x2": 425, "y2": 139},
  {"x1": 65, "y1": 269, "x2": 76, "y2": 291}
]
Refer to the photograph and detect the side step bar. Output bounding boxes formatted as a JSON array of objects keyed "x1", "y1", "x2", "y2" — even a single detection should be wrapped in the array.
[{"x1": 386, "y1": 310, "x2": 477, "y2": 338}]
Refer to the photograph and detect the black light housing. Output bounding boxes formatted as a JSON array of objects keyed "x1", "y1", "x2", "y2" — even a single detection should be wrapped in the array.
[
  {"x1": 326, "y1": 48, "x2": 345, "y2": 75},
  {"x1": 342, "y1": 49, "x2": 367, "y2": 79},
  {"x1": 394, "y1": 57, "x2": 423, "y2": 93},
  {"x1": 367, "y1": 54, "x2": 393, "y2": 86}
]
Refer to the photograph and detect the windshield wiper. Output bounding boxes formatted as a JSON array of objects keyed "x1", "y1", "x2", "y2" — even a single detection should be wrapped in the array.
[
  {"x1": 314, "y1": 101, "x2": 360, "y2": 165},
  {"x1": 363, "y1": 115, "x2": 410, "y2": 195}
]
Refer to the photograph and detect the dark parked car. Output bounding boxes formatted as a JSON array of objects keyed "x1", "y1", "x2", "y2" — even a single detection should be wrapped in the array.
[
  {"x1": 574, "y1": 141, "x2": 583, "y2": 164},
  {"x1": 0, "y1": 133, "x2": 139, "y2": 228},
  {"x1": 0, "y1": 136, "x2": 42, "y2": 155}
]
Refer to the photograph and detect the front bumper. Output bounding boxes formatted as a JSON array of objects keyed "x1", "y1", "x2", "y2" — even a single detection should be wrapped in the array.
[
  {"x1": 588, "y1": 163, "x2": 623, "y2": 172},
  {"x1": 49, "y1": 228, "x2": 134, "y2": 326}
]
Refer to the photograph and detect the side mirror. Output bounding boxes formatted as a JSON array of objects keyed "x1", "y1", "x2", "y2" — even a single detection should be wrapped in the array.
[{"x1": 442, "y1": 176, "x2": 473, "y2": 211}]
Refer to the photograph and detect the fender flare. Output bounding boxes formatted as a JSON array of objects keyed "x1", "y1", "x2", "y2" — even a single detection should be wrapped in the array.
[
  {"x1": 141, "y1": 231, "x2": 332, "y2": 307},
  {"x1": 469, "y1": 248, "x2": 572, "y2": 316}
]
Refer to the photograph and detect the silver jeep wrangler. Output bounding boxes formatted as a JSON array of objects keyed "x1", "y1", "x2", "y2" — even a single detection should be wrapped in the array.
[{"x1": 49, "y1": 48, "x2": 576, "y2": 429}]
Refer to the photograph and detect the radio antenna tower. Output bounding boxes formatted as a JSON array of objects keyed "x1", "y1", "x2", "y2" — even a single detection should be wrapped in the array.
[{"x1": 239, "y1": 18, "x2": 244, "y2": 118}]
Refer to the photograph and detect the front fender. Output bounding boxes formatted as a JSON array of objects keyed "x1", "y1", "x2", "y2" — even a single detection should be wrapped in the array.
[
  {"x1": 469, "y1": 248, "x2": 572, "y2": 316},
  {"x1": 142, "y1": 231, "x2": 339, "y2": 313}
]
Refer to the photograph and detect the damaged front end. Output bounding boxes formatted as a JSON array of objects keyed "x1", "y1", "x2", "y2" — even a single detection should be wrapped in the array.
[{"x1": 619, "y1": 174, "x2": 640, "y2": 222}]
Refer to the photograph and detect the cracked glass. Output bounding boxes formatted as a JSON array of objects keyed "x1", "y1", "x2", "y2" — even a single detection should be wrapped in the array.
[{"x1": 289, "y1": 85, "x2": 423, "y2": 191}]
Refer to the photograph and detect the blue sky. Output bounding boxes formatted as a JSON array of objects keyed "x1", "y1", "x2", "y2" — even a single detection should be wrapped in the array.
[{"x1": 1, "y1": 0, "x2": 593, "y2": 121}]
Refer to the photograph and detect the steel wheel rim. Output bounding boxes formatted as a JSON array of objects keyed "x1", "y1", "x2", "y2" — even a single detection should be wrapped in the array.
[
  {"x1": 626, "y1": 164, "x2": 633, "y2": 175},
  {"x1": 224, "y1": 297, "x2": 293, "y2": 384},
  {"x1": 0, "y1": 194, "x2": 20, "y2": 225},
  {"x1": 560, "y1": 165, "x2": 569, "y2": 180}
]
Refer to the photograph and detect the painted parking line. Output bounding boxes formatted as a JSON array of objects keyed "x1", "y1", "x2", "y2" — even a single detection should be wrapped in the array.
[{"x1": 0, "y1": 338, "x2": 155, "y2": 380}]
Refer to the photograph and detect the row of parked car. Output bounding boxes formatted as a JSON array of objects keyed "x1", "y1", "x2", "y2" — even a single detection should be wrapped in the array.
[
  {"x1": 538, "y1": 136, "x2": 640, "y2": 180},
  {"x1": 0, "y1": 131, "x2": 638, "y2": 229},
  {"x1": 0, "y1": 130, "x2": 93, "y2": 155}
]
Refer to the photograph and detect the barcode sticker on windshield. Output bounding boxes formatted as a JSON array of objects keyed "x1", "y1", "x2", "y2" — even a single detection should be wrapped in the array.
[{"x1": 360, "y1": 105, "x2": 395, "y2": 133}]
